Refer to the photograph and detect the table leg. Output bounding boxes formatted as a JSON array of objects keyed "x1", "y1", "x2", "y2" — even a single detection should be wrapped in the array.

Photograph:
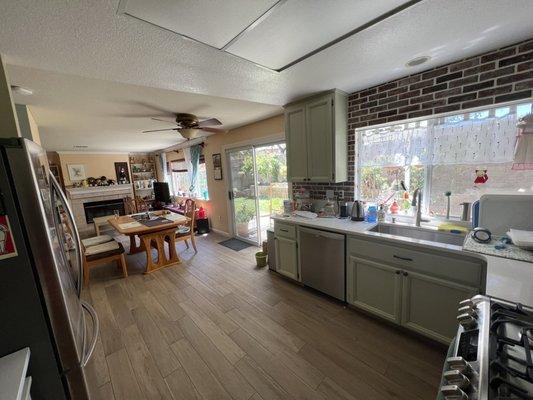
[
  {"x1": 139, "y1": 228, "x2": 181, "y2": 274},
  {"x1": 128, "y1": 234, "x2": 144, "y2": 254}
]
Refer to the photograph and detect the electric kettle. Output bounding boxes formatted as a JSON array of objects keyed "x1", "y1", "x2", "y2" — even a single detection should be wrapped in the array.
[{"x1": 351, "y1": 200, "x2": 365, "y2": 221}]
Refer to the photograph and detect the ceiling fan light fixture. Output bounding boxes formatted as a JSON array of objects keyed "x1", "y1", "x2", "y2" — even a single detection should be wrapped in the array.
[{"x1": 179, "y1": 128, "x2": 198, "y2": 139}]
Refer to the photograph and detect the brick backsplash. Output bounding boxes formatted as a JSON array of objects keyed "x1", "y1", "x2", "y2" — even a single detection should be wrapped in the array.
[{"x1": 292, "y1": 38, "x2": 533, "y2": 202}]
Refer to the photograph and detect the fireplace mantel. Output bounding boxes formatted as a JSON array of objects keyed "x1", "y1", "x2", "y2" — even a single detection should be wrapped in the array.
[{"x1": 66, "y1": 184, "x2": 133, "y2": 200}]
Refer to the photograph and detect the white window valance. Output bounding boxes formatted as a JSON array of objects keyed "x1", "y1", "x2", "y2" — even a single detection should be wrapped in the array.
[{"x1": 358, "y1": 103, "x2": 527, "y2": 168}]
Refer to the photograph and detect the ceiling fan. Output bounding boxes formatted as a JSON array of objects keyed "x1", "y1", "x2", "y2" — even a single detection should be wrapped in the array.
[{"x1": 142, "y1": 113, "x2": 227, "y2": 140}]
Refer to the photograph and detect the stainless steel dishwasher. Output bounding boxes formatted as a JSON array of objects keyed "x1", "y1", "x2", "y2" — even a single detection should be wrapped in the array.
[{"x1": 299, "y1": 226, "x2": 346, "y2": 301}]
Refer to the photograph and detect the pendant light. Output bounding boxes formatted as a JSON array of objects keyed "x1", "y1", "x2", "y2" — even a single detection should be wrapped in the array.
[{"x1": 512, "y1": 113, "x2": 533, "y2": 170}]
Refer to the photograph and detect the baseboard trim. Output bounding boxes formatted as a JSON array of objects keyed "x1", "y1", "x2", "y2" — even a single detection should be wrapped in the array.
[{"x1": 211, "y1": 228, "x2": 231, "y2": 237}]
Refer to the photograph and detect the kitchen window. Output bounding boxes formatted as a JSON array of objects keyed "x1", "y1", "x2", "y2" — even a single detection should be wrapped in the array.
[
  {"x1": 169, "y1": 156, "x2": 209, "y2": 200},
  {"x1": 357, "y1": 101, "x2": 533, "y2": 218}
]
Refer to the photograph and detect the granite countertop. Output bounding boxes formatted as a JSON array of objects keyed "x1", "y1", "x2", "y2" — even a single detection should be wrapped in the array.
[{"x1": 271, "y1": 214, "x2": 533, "y2": 307}]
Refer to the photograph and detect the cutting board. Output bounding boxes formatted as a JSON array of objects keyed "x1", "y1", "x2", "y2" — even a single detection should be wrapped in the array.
[{"x1": 478, "y1": 194, "x2": 533, "y2": 235}]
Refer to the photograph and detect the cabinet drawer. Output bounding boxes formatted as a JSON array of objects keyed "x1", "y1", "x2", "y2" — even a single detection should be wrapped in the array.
[
  {"x1": 347, "y1": 236, "x2": 484, "y2": 288},
  {"x1": 274, "y1": 222, "x2": 296, "y2": 239}
]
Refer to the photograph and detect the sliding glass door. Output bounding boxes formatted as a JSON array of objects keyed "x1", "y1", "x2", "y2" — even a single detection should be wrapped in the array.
[{"x1": 227, "y1": 141, "x2": 288, "y2": 245}]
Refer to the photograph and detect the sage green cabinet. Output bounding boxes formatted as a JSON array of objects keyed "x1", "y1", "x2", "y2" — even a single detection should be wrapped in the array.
[
  {"x1": 284, "y1": 89, "x2": 347, "y2": 183},
  {"x1": 285, "y1": 105, "x2": 308, "y2": 182},
  {"x1": 401, "y1": 271, "x2": 477, "y2": 343},
  {"x1": 275, "y1": 236, "x2": 299, "y2": 280},
  {"x1": 347, "y1": 235, "x2": 484, "y2": 344},
  {"x1": 347, "y1": 256, "x2": 401, "y2": 323}
]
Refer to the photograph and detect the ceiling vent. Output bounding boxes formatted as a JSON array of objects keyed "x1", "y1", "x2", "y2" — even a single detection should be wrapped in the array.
[{"x1": 406, "y1": 56, "x2": 431, "y2": 67}]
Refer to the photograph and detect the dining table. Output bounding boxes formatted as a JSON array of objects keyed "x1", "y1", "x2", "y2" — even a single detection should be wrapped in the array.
[{"x1": 108, "y1": 210, "x2": 189, "y2": 273}]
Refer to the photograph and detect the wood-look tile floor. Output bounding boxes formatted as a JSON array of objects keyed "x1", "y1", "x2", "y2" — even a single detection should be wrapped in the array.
[{"x1": 83, "y1": 232, "x2": 446, "y2": 400}]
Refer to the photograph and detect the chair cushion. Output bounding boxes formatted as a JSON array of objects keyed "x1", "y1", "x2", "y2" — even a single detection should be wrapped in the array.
[
  {"x1": 82, "y1": 234, "x2": 114, "y2": 248},
  {"x1": 85, "y1": 241, "x2": 124, "y2": 261}
]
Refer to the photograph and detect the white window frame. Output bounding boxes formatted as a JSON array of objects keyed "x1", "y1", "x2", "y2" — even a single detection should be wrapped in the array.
[{"x1": 355, "y1": 98, "x2": 533, "y2": 219}]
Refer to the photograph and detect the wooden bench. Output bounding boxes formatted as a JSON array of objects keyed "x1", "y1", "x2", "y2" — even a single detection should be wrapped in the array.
[{"x1": 93, "y1": 215, "x2": 115, "y2": 236}]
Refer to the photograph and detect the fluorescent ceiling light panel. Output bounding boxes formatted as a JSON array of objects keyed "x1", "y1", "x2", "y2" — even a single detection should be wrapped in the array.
[{"x1": 120, "y1": 0, "x2": 278, "y2": 49}]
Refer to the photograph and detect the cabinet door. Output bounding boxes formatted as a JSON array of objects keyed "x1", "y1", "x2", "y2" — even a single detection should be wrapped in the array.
[
  {"x1": 275, "y1": 237, "x2": 299, "y2": 280},
  {"x1": 347, "y1": 256, "x2": 401, "y2": 323},
  {"x1": 306, "y1": 96, "x2": 333, "y2": 182},
  {"x1": 285, "y1": 105, "x2": 308, "y2": 181},
  {"x1": 401, "y1": 271, "x2": 478, "y2": 344}
]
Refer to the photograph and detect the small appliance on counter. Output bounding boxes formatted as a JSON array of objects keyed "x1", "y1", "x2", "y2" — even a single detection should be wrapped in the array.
[
  {"x1": 438, "y1": 295, "x2": 533, "y2": 400},
  {"x1": 351, "y1": 200, "x2": 365, "y2": 221},
  {"x1": 478, "y1": 194, "x2": 533, "y2": 235}
]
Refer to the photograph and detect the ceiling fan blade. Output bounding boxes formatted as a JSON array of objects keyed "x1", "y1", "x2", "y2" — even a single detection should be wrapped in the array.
[
  {"x1": 197, "y1": 118, "x2": 222, "y2": 127},
  {"x1": 141, "y1": 128, "x2": 179, "y2": 134},
  {"x1": 201, "y1": 127, "x2": 228, "y2": 134},
  {"x1": 151, "y1": 117, "x2": 178, "y2": 124}
]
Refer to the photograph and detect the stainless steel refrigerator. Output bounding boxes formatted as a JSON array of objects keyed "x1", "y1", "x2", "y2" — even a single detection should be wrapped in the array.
[{"x1": 0, "y1": 138, "x2": 98, "y2": 399}]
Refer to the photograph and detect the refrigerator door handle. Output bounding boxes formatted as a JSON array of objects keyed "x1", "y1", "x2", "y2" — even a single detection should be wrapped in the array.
[
  {"x1": 80, "y1": 300, "x2": 99, "y2": 367},
  {"x1": 49, "y1": 173, "x2": 84, "y2": 297}
]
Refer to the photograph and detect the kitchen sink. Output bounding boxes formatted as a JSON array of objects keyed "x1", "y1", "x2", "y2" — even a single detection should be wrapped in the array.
[{"x1": 369, "y1": 223, "x2": 466, "y2": 246}]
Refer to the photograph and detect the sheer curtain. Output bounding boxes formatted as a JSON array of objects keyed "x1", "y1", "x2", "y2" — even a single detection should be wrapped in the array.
[
  {"x1": 359, "y1": 107, "x2": 518, "y2": 168},
  {"x1": 182, "y1": 144, "x2": 202, "y2": 195}
]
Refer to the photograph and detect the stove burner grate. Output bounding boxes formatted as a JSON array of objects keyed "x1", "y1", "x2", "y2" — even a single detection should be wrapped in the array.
[{"x1": 489, "y1": 302, "x2": 533, "y2": 399}]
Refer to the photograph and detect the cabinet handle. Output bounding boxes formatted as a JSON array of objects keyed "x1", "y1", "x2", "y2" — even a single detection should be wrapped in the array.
[
  {"x1": 403, "y1": 272, "x2": 409, "y2": 276},
  {"x1": 280, "y1": 229, "x2": 289, "y2": 232},
  {"x1": 393, "y1": 255, "x2": 413, "y2": 262}
]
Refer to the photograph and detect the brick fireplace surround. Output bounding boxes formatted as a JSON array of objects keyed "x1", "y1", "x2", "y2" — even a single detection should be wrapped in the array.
[{"x1": 292, "y1": 38, "x2": 533, "y2": 201}]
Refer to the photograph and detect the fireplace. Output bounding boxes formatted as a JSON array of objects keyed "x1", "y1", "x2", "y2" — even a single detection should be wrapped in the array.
[{"x1": 83, "y1": 199, "x2": 125, "y2": 224}]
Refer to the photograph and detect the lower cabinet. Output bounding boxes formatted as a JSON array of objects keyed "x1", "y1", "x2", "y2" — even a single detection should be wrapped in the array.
[
  {"x1": 275, "y1": 236, "x2": 299, "y2": 280},
  {"x1": 347, "y1": 253, "x2": 478, "y2": 344},
  {"x1": 401, "y1": 271, "x2": 477, "y2": 343},
  {"x1": 347, "y1": 256, "x2": 401, "y2": 323}
]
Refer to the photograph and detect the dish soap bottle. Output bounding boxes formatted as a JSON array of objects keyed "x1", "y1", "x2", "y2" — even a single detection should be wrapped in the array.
[
  {"x1": 366, "y1": 205, "x2": 377, "y2": 223},
  {"x1": 377, "y1": 204, "x2": 386, "y2": 222}
]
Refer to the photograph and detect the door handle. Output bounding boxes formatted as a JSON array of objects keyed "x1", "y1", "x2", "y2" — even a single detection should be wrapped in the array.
[
  {"x1": 393, "y1": 255, "x2": 413, "y2": 262},
  {"x1": 228, "y1": 191, "x2": 233, "y2": 200},
  {"x1": 403, "y1": 271, "x2": 409, "y2": 277},
  {"x1": 81, "y1": 300, "x2": 99, "y2": 367},
  {"x1": 50, "y1": 173, "x2": 84, "y2": 297}
]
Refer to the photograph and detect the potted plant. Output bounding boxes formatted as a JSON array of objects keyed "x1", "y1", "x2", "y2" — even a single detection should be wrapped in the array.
[{"x1": 235, "y1": 201, "x2": 255, "y2": 236}]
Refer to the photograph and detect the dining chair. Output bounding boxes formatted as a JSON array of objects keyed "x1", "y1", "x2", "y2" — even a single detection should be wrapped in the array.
[
  {"x1": 123, "y1": 196, "x2": 137, "y2": 214},
  {"x1": 175, "y1": 198, "x2": 197, "y2": 252},
  {"x1": 81, "y1": 235, "x2": 128, "y2": 285},
  {"x1": 135, "y1": 196, "x2": 150, "y2": 212}
]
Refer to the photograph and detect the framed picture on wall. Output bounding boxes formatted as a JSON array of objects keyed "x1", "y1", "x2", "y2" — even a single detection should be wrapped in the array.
[
  {"x1": 212, "y1": 153, "x2": 223, "y2": 180},
  {"x1": 114, "y1": 162, "x2": 130, "y2": 184},
  {"x1": 67, "y1": 164, "x2": 86, "y2": 181}
]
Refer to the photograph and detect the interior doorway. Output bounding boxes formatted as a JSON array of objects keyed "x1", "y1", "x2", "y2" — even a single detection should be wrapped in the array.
[{"x1": 227, "y1": 141, "x2": 288, "y2": 245}]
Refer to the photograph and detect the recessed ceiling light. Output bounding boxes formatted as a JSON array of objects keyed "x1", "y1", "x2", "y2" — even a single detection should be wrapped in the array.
[
  {"x1": 406, "y1": 56, "x2": 431, "y2": 67},
  {"x1": 10, "y1": 85, "x2": 33, "y2": 95}
]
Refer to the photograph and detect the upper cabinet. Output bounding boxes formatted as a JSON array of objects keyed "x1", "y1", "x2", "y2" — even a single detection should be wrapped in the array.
[{"x1": 284, "y1": 90, "x2": 347, "y2": 183}]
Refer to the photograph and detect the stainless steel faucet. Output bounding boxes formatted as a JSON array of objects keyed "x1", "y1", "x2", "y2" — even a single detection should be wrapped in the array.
[{"x1": 411, "y1": 188, "x2": 429, "y2": 227}]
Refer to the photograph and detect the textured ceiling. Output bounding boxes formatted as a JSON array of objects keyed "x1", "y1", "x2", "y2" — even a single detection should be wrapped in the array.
[
  {"x1": 8, "y1": 66, "x2": 281, "y2": 152},
  {"x1": 1, "y1": 0, "x2": 533, "y2": 151}
]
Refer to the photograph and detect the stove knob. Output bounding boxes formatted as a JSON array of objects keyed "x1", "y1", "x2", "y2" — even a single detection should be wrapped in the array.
[
  {"x1": 446, "y1": 357, "x2": 473, "y2": 376},
  {"x1": 443, "y1": 369, "x2": 471, "y2": 390},
  {"x1": 458, "y1": 299, "x2": 475, "y2": 309},
  {"x1": 457, "y1": 313, "x2": 477, "y2": 329},
  {"x1": 440, "y1": 384, "x2": 468, "y2": 400},
  {"x1": 457, "y1": 305, "x2": 477, "y2": 319}
]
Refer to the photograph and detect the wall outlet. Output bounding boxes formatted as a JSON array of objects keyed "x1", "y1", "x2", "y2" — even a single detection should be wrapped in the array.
[
  {"x1": 326, "y1": 190, "x2": 334, "y2": 199},
  {"x1": 338, "y1": 190, "x2": 344, "y2": 199}
]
